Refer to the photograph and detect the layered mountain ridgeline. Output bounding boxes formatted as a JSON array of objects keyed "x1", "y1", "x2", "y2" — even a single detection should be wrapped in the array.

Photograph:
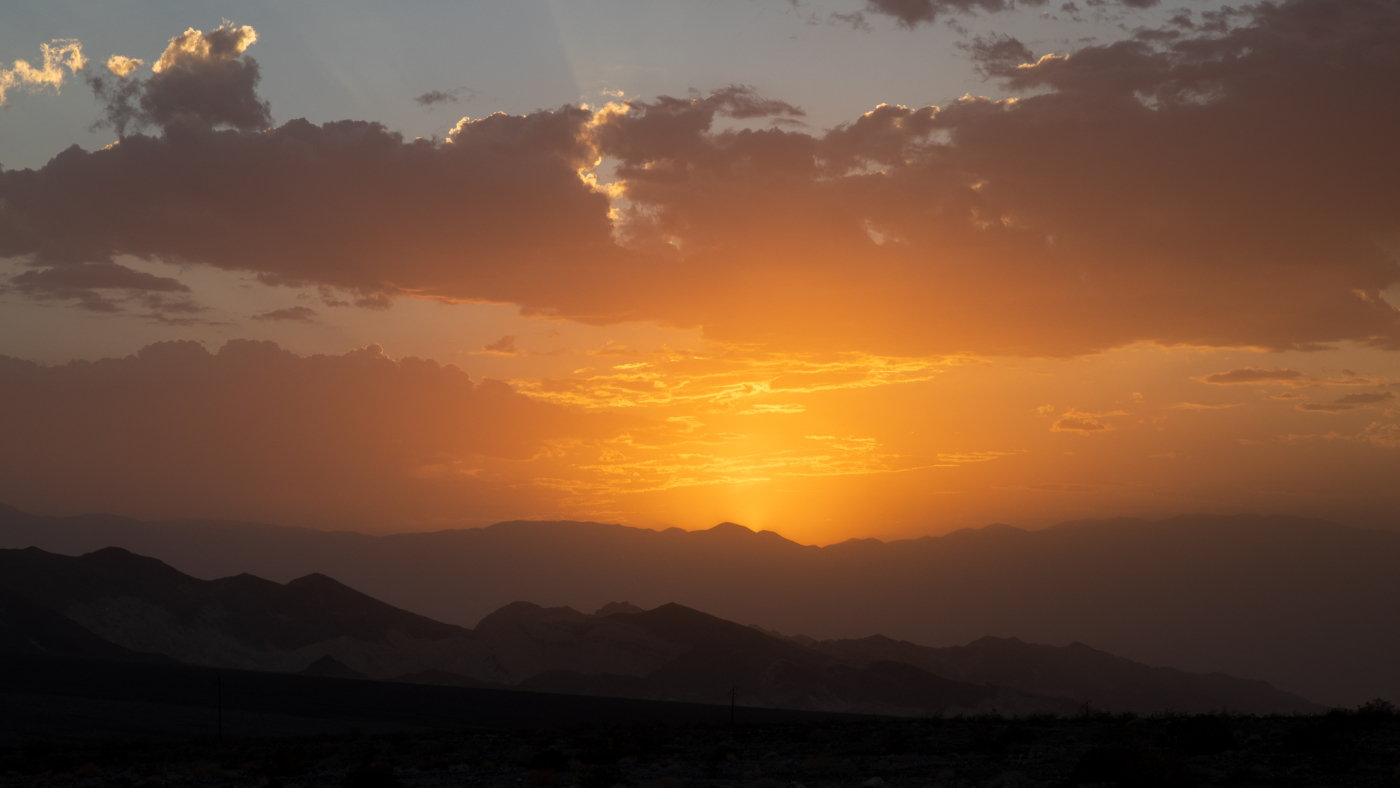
[
  {"x1": 0, "y1": 546, "x2": 1318, "y2": 716},
  {"x1": 2, "y1": 505, "x2": 1397, "y2": 706},
  {"x1": 0, "y1": 546, "x2": 498, "y2": 680}
]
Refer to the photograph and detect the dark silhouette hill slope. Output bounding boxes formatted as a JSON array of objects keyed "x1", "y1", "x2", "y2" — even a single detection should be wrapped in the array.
[
  {"x1": 0, "y1": 546, "x2": 499, "y2": 680},
  {"x1": 509, "y1": 602, "x2": 1066, "y2": 715},
  {"x1": 0, "y1": 547, "x2": 1071, "y2": 716},
  {"x1": 0, "y1": 583, "x2": 164, "y2": 663},
  {"x1": 2, "y1": 505, "x2": 1394, "y2": 705},
  {"x1": 815, "y1": 635, "x2": 1320, "y2": 715},
  {"x1": 0, "y1": 546, "x2": 1318, "y2": 715}
]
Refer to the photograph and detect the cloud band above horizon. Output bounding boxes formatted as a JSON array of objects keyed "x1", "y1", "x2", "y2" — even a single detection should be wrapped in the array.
[{"x1": 1, "y1": 1, "x2": 1398, "y2": 361}]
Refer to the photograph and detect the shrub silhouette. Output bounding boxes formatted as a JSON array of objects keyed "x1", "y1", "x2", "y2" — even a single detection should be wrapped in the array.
[
  {"x1": 1166, "y1": 715, "x2": 1236, "y2": 756},
  {"x1": 1064, "y1": 747, "x2": 1188, "y2": 787},
  {"x1": 342, "y1": 762, "x2": 400, "y2": 788}
]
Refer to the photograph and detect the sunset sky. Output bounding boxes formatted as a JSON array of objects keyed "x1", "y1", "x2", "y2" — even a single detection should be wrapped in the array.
[{"x1": 1, "y1": 0, "x2": 1397, "y2": 544}]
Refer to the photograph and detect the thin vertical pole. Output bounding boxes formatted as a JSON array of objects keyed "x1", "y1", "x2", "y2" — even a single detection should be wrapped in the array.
[
  {"x1": 217, "y1": 674, "x2": 223, "y2": 741},
  {"x1": 729, "y1": 686, "x2": 736, "y2": 725}
]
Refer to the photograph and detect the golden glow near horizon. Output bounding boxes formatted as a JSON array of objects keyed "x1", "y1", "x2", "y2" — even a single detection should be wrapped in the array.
[
  {"x1": 1, "y1": 3, "x2": 1398, "y2": 545},
  {"x1": 412, "y1": 333, "x2": 1399, "y2": 544}
]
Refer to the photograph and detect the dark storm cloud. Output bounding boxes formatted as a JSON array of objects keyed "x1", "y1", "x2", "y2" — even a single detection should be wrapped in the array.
[{"x1": 2, "y1": 1, "x2": 1399, "y2": 357}]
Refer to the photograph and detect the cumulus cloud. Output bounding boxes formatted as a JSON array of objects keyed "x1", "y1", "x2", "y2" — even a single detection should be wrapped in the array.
[
  {"x1": 0, "y1": 340, "x2": 614, "y2": 528},
  {"x1": 0, "y1": 39, "x2": 86, "y2": 104},
  {"x1": 105, "y1": 55, "x2": 144, "y2": 77},
  {"x1": 87, "y1": 23, "x2": 270, "y2": 137},
  {"x1": 3, "y1": 1, "x2": 1400, "y2": 357}
]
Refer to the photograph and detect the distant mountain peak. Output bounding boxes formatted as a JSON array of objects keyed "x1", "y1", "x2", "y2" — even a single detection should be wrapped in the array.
[
  {"x1": 475, "y1": 601, "x2": 589, "y2": 632},
  {"x1": 287, "y1": 572, "x2": 351, "y2": 589},
  {"x1": 594, "y1": 601, "x2": 644, "y2": 617},
  {"x1": 708, "y1": 522, "x2": 753, "y2": 533}
]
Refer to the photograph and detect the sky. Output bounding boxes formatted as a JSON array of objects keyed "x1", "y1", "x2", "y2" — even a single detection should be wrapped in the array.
[{"x1": 1, "y1": 0, "x2": 1397, "y2": 544}]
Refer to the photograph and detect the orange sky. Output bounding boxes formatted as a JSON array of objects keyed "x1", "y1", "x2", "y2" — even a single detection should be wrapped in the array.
[{"x1": 1, "y1": 1, "x2": 1398, "y2": 543}]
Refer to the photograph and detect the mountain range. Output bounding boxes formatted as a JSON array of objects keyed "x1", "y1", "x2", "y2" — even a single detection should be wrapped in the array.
[
  {"x1": 2, "y1": 504, "x2": 1396, "y2": 706},
  {"x1": 0, "y1": 545, "x2": 1318, "y2": 716}
]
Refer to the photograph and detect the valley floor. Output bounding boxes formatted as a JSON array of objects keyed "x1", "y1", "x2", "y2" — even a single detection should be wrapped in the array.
[{"x1": 2, "y1": 711, "x2": 1398, "y2": 788}]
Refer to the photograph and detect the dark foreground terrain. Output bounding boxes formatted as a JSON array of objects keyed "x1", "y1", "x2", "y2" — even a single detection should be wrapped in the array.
[
  {"x1": 3, "y1": 655, "x2": 1399, "y2": 787},
  {"x1": 3, "y1": 707, "x2": 1399, "y2": 788}
]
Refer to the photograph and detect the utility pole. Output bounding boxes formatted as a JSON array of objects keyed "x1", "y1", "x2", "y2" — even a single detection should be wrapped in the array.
[
  {"x1": 217, "y1": 673, "x2": 223, "y2": 741},
  {"x1": 729, "y1": 686, "x2": 737, "y2": 726}
]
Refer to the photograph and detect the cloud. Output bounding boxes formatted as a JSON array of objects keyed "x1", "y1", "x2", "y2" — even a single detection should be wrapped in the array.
[
  {"x1": 105, "y1": 55, "x2": 145, "y2": 77},
  {"x1": 3, "y1": 262, "x2": 192, "y2": 313},
  {"x1": 1198, "y1": 368, "x2": 1315, "y2": 386},
  {"x1": 512, "y1": 349, "x2": 940, "y2": 410},
  {"x1": 0, "y1": 39, "x2": 86, "y2": 105},
  {"x1": 0, "y1": 340, "x2": 612, "y2": 528},
  {"x1": 1359, "y1": 421, "x2": 1400, "y2": 448},
  {"x1": 961, "y1": 34, "x2": 1036, "y2": 77},
  {"x1": 855, "y1": 0, "x2": 1157, "y2": 27},
  {"x1": 1171, "y1": 402, "x2": 1245, "y2": 410},
  {"x1": 4, "y1": 2, "x2": 1400, "y2": 357},
  {"x1": 1051, "y1": 412, "x2": 1108, "y2": 432},
  {"x1": 482, "y1": 336, "x2": 519, "y2": 355},
  {"x1": 1334, "y1": 391, "x2": 1397, "y2": 405},
  {"x1": 86, "y1": 23, "x2": 270, "y2": 137},
  {"x1": 737, "y1": 403, "x2": 807, "y2": 415},
  {"x1": 861, "y1": 0, "x2": 1014, "y2": 28},
  {"x1": 1297, "y1": 403, "x2": 1353, "y2": 413},
  {"x1": 415, "y1": 87, "x2": 472, "y2": 107},
  {"x1": 252, "y1": 306, "x2": 316, "y2": 322}
]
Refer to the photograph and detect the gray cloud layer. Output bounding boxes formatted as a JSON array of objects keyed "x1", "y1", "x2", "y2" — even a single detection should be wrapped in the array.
[{"x1": 2, "y1": 2, "x2": 1398, "y2": 356}]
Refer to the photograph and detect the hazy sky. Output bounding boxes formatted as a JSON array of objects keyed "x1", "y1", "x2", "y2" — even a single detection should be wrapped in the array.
[{"x1": 2, "y1": 0, "x2": 1397, "y2": 543}]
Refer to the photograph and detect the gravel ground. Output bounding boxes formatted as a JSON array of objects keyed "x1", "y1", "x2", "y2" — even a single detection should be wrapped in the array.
[{"x1": 2, "y1": 708, "x2": 1398, "y2": 788}]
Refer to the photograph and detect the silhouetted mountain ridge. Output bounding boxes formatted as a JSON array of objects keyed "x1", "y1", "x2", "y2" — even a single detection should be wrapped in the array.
[
  {"x1": 2, "y1": 505, "x2": 1395, "y2": 705},
  {"x1": 0, "y1": 545, "x2": 1321, "y2": 715}
]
